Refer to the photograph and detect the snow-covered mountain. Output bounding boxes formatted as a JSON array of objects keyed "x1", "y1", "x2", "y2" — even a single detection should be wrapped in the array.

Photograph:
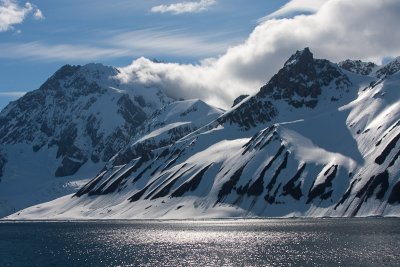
[
  {"x1": 0, "y1": 63, "x2": 223, "y2": 217},
  {"x1": 5, "y1": 48, "x2": 400, "y2": 219}
]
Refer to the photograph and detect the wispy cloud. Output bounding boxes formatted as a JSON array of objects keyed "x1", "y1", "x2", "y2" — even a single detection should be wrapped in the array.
[
  {"x1": 258, "y1": 0, "x2": 325, "y2": 22},
  {"x1": 0, "y1": 28, "x2": 239, "y2": 61},
  {"x1": 0, "y1": 42, "x2": 124, "y2": 61},
  {"x1": 151, "y1": 0, "x2": 216, "y2": 15},
  {"x1": 0, "y1": 0, "x2": 44, "y2": 32},
  {"x1": 108, "y1": 28, "x2": 237, "y2": 57},
  {"x1": 0, "y1": 91, "x2": 26, "y2": 97}
]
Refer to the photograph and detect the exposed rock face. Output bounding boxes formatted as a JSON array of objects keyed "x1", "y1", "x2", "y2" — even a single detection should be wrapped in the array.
[
  {"x1": 117, "y1": 95, "x2": 147, "y2": 129},
  {"x1": 111, "y1": 99, "x2": 223, "y2": 166},
  {"x1": 219, "y1": 97, "x2": 278, "y2": 130},
  {"x1": 376, "y1": 57, "x2": 400, "y2": 78},
  {"x1": 338, "y1": 59, "x2": 377, "y2": 75},
  {"x1": 259, "y1": 48, "x2": 351, "y2": 106},
  {"x1": 0, "y1": 151, "x2": 6, "y2": 179},
  {"x1": 232, "y1": 95, "x2": 249, "y2": 107}
]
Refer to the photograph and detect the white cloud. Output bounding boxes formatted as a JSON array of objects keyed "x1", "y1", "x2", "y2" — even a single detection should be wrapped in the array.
[
  {"x1": 258, "y1": 0, "x2": 326, "y2": 22},
  {"x1": 33, "y1": 8, "x2": 44, "y2": 20},
  {"x1": 0, "y1": 0, "x2": 44, "y2": 32},
  {"x1": 117, "y1": 0, "x2": 400, "y2": 108},
  {"x1": 151, "y1": 0, "x2": 216, "y2": 14}
]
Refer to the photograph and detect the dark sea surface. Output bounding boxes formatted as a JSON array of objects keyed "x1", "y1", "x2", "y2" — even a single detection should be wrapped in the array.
[{"x1": 0, "y1": 218, "x2": 399, "y2": 266}]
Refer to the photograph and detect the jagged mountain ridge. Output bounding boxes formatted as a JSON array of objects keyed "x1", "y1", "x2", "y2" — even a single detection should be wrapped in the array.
[
  {"x1": 0, "y1": 63, "x2": 223, "y2": 217},
  {"x1": 338, "y1": 59, "x2": 378, "y2": 76},
  {"x1": 10, "y1": 48, "x2": 400, "y2": 219},
  {"x1": 218, "y1": 48, "x2": 353, "y2": 130}
]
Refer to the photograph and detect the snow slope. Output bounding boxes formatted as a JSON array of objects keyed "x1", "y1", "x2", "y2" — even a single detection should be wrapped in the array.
[{"x1": 5, "y1": 48, "x2": 400, "y2": 219}]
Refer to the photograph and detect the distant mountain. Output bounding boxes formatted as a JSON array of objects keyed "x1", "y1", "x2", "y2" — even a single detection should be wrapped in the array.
[
  {"x1": 0, "y1": 63, "x2": 222, "y2": 217},
  {"x1": 338, "y1": 59, "x2": 377, "y2": 76},
  {"x1": 5, "y1": 48, "x2": 400, "y2": 219}
]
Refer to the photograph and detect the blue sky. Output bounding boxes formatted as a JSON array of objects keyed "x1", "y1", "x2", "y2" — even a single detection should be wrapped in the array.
[
  {"x1": 0, "y1": 0, "x2": 288, "y2": 109},
  {"x1": 1, "y1": 0, "x2": 399, "y2": 109}
]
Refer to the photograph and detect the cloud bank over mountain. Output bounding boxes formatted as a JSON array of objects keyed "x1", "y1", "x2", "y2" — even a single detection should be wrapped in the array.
[{"x1": 118, "y1": 0, "x2": 400, "y2": 108}]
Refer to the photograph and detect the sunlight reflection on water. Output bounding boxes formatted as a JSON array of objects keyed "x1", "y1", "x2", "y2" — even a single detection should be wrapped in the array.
[{"x1": 1, "y1": 218, "x2": 399, "y2": 266}]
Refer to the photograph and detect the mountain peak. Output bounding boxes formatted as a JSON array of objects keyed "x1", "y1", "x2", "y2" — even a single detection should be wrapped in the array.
[
  {"x1": 37, "y1": 63, "x2": 120, "y2": 96},
  {"x1": 259, "y1": 47, "x2": 350, "y2": 103},
  {"x1": 51, "y1": 64, "x2": 81, "y2": 81},
  {"x1": 80, "y1": 63, "x2": 118, "y2": 75},
  {"x1": 50, "y1": 63, "x2": 117, "y2": 83},
  {"x1": 284, "y1": 47, "x2": 314, "y2": 67},
  {"x1": 218, "y1": 48, "x2": 352, "y2": 130}
]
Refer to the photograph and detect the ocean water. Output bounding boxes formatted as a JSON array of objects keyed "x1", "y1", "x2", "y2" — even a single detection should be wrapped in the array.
[{"x1": 0, "y1": 218, "x2": 399, "y2": 266}]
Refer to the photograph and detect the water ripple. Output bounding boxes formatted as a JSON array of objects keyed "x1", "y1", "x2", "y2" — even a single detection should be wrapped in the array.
[{"x1": 0, "y1": 218, "x2": 399, "y2": 266}]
